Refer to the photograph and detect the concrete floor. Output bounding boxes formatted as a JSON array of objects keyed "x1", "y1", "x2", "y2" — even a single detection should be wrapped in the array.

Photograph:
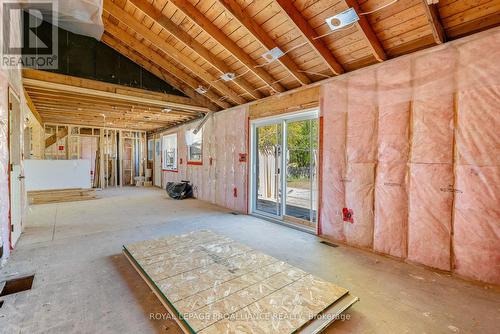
[{"x1": 0, "y1": 187, "x2": 498, "y2": 334}]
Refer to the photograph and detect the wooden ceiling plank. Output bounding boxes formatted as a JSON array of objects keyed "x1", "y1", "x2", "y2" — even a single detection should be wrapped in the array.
[
  {"x1": 274, "y1": 0, "x2": 344, "y2": 76},
  {"x1": 344, "y1": 0, "x2": 387, "y2": 62},
  {"x1": 421, "y1": 1, "x2": 446, "y2": 44},
  {"x1": 129, "y1": 0, "x2": 261, "y2": 100},
  {"x1": 217, "y1": 0, "x2": 312, "y2": 86},
  {"x1": 101, "y1": 24, "x2": 231, "y2": 109},
  {"x1": 103, "y1": 0, "x2": 243, "y2": 105},
  {"x1": 167, "y1": 0, "x2": 286, "y2": 94}
]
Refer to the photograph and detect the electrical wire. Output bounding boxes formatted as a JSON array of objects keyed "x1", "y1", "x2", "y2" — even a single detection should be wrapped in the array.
[
  {"x1": 298, "y1": 70, "x2": 331, "y2": 79},
  {"x1": 313, "y1": 23, "x2": 356, "y2": 40},
  {"x1": 359, "y1": 0, "x2": 399, "y2": 15}
]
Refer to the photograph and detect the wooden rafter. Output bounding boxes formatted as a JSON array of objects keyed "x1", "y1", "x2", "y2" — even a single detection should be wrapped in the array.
[
  {"x1": 167, "y1": 0, "x2": 285, "y2": 94},
  {"x1": 23, "y1": 88, "x2": 43, "y2": 125},
  {"x1": 345, "y1": 0, "x2": 387, "y2": 62},
  {"x1": 217, "y1": 0, "x2": 312, "y2": 86},
  {"x1": 101, "y1": 24, "x2": 231, "y2": 109},
  {"x1": 103, "y1": 0, "x2": 244, "y2": 105},
  {"x1": 421, "y1": 0, "x2": 446, "y2": 44},
  {"x1": 275, "y1": 0, "x2": 344, "y2": 76},
  {"x1": 128, "y1": 0, "x2": 261, "y2": 100}
]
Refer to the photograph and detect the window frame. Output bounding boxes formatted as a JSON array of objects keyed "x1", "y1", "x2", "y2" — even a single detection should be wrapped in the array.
[
  {"x1": 186, "y1": 128, "x2": 203, "y2": 165},
  {"x1": 162, "y1": 133, "x2": 178, "y2": 172}
]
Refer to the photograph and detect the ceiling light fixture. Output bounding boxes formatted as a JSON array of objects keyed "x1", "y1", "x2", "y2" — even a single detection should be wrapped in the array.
[
  {"x1": 220, "y1": 72, "x2": 236, "y2": 81},
  {"x1": 325, "y1": 8, "x2": 359, "y2": 31},
  {"x1": 261, "y1": 47, "x2": 284, "y2": 64},
  {"x1": 162, "y1": 108, "x2": 172, "y2": 113},
  {"x1": 195, "y1": 86, "x2": 208, "y2": 94}
]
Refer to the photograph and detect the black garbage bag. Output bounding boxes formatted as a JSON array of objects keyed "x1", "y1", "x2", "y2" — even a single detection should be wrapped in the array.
[{"x1": 166, "y1": 180, "x2": 193, "y2": 200}]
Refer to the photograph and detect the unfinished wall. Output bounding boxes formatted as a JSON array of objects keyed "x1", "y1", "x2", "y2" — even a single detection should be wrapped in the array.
[
  {"x1": 320, "y1": 28, "x2": 500, "y2": 285},
  {"x1": 161, "y1": 107, "x2": 248, "y2": 213}
]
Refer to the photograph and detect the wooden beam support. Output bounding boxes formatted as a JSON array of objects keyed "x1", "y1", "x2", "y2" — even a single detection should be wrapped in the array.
[
  {"x1": 274, "y1": 0, "x2": 344, "y2": 76},
  {"x1": 45, "y1": 126, "x2": 68, "y2": 148},
  {"x1": 23, "y1": 69, "x2": 208, "y2": 112},
  {"x1": 23, "y1": 88, "x2": 43, "y2": 125},
  {"x1": 345, "y1": 0, "x2": 387, "y2": 62},
  {"x1": 103, "y1": 0, "x2": 244, "y2": 105},
  {"x1": 167, "y1": 0, "x2": 285, "y2": 93},
  {"x1": 128, "y1": 0, "x2": 261, "y2": 100},
  {"x1": 102, "y1": 23, "x2": 230, "y2": 109},
  {"x1": 421, "y1": 0, "x2": 446, "y2": 44},
  {"x1": 217, "y1": 0, "x2": 312, "y2": 86}
]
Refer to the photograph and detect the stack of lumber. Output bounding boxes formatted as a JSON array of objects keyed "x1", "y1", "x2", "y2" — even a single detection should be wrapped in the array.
[{"x1": 28, "y1": 188, "x2": 97, "y2": 205}]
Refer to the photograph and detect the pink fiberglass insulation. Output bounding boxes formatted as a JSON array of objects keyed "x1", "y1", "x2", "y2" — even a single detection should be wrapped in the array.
[
  {"x1": 373, "y1": 58, "x2": 411, "y2": 258},
  {"x1": 320, "y1": 81, "x2": 347, "y2": 241},
  {"x1": 346, "y1": 71, "x2": 378, "y2": 164},
  {"x1": 374, "y1": 163, "x2": 408, "y2": 258},
  {"x1": 453, "y1": 166, "x2": 500, "y2": 284},
  {"x1": 320, "y1": 28, "x2": 500, "y2": 284},
  {"x1": 161, "y1": 107, "x2": 248, "y2": 213},
  {"x1": 452, "y1": 31, "x2": 500, "y2": 284},
  {"x1": 407, "y1": 164, "x2": 453, "y2": 270},
  {"x1": 407, "y1": 47, "x2": 455, "y2": 271},
  {"x1": 344, "y1": 163, "x2": 375, "y2": 248}
]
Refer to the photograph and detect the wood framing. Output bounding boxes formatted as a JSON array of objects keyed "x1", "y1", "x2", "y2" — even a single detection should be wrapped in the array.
[
  {"x1": 101, "y1": 24, "x2": 230, "y2": 109},
  {"x1": 345, "y1": 0, "x2": 387, "y2": 62},
  {"x1": 167, "y1": 0, "x2": 284, "y2": 94},
  {"x1": 275, "y1": 0, "x2": 344, "y2": 76},
  {"x1": 217, "y1": 0, "x2": 312, "y2": 86},
  {"x1": 128, "y1": 0, "x2": 261, "y2": 100},
  {"x1": 421, "y1": 0, "x2": 446, "y2": 44},
  {"x1": 103, "y1": 0, "x2": 245, "y2": 105}
]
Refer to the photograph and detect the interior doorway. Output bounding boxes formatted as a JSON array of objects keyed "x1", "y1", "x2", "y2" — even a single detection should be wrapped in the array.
[
  {"x1": 154, "y1": 138, "x2": 161, "y2": 187},
  {"x1": 8, "y1": 88, "x2": 24, "y2": 247},
  {"x1": 250, "y1": 110, "x2": 319, "y2": 231}
]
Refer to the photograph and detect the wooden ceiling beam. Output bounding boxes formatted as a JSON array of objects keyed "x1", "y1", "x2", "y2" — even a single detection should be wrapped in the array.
[
  {"x1": 23, "y1": 69, "x2": 209, "y2": 113},
  {"x1": 101, "y1": 25, "x2": 231, "y2": 109},
  {"x1": 274, "y1": 0, "x2": 344, "y2": 76},
  {"x1": 421, "y1": 0, "x2": 446, "y2": 44},
  {"x1": 128, "y1": 0, "x2": 261, "y2": 100},
  {"x1": 167, "y1": 0, "x2": 285, "y2": 94},
  {"x1": 345, "y1": 0, "x2": 387, "y2": 62},
  {"x1": 23, "y1": 88, "x2": 43, "y2": 125},
  {"x1": 103, "y1": 0, "x2": 244, "y2": 106},
  {"x1": 217, "y1": 0, "x2": 312, "y2": 86}
]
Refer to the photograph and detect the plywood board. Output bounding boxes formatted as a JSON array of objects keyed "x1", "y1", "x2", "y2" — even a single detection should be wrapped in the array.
[{"x1": 124, "y1": 230, "x2": 358, "y2": 333}]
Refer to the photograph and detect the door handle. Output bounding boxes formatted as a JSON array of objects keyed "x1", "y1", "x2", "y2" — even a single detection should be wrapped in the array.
[{"x1": 18, "y1": 175, "x2": 25, "y2": 180}]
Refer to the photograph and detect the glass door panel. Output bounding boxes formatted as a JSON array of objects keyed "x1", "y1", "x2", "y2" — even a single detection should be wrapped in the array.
[
  {"x1": 284, "y1": 119, "x2": 318, "y2": 224},
  {"x1": 255, "y1": 123, "x2": 282, "y2": 217}
]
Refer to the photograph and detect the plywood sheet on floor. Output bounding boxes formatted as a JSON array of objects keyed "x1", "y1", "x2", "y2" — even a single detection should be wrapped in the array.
[{"x1": 124, "y1": 230, "x2": 356, "y2": 333}]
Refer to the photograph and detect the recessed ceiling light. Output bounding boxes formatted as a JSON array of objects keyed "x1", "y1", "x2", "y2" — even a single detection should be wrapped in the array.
[
  {"x1": 220, "y1": 72, "x2": 236, "y2": 81},
  {"x1": 162, "y1": 108, "x2": 172, "y2": 113},
  {"x1": 195, "y1": 86, "x2": 208, "y2": 94},
  {"x1": 325, "y1": 8, "x2": 359, "y2": 31},
  {"x1": 261, "y1": 47, "x2": 284, "y2": 64}
]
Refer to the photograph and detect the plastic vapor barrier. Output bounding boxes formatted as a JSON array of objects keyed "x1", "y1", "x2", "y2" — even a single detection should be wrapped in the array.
[
  {"x1": 162, "y1": 107, "x2": 248, "y2": 213},
  {"x1": 320, "y1": 27, "x2": 500, "y2": 285}
]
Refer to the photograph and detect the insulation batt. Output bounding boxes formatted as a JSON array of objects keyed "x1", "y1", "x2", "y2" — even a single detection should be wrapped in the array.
[
  {"x1": 319, "y1": 27, "x2": 500, "y2": 285},
  {"x1": 162, "y1": 108, "x2": 248, "y2": 213}
]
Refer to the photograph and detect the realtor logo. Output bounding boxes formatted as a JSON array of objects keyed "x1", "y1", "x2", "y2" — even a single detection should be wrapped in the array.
[{"x1": 1, "y1": 0, "x2": 58, "y2": 69}]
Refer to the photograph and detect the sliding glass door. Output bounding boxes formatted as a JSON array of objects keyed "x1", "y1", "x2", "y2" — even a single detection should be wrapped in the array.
[{"x1": 251, "y1": 111, "x2": 319, "y2": 229}]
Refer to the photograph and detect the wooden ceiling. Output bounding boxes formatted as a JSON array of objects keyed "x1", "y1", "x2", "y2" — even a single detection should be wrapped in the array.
[
  {"x1": 24, "y1": 0, "x2": 500, "y2": 131},
  {"x1": 23, "y1": 69, "x2": 209, "y2": 131},
  {"x1": 99, "y1": 0, "x2": 499, "y2": 113}
]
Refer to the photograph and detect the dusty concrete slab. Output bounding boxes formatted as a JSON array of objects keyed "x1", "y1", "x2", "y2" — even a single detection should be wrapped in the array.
[{"x1": 1, "y1": 187, "x2": 499, "y2": 334}]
